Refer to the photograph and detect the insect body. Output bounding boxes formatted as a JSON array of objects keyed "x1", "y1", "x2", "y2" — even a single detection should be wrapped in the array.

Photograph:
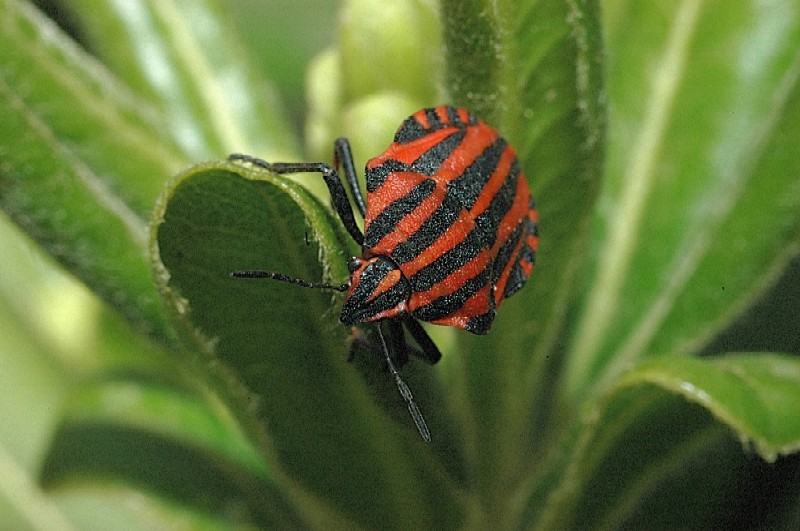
[
  {"x1": 231, "y1": 106, "x2": 538, "y2": 442},
  {"x1": 347, "y1": 106, "x2": 538, "y2": 334}
]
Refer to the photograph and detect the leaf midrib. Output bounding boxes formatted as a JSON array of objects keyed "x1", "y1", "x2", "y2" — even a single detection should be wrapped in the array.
[{"x1": 565, "y1": 0, "x2": 703, "y2": 400}]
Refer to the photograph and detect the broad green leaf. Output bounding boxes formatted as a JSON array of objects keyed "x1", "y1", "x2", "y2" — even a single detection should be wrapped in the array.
[
  {"x1": 68, "y1": 0, "x2": 300, "y2": 160},
  {"x1": 0, "y1": 0, "x2": 184, "y2": 215},
  {"x1": 438, "y1": 0, "x2": 605, "y2": 510},
  {"x1": 0, "y1": 286, "x2": 71, "y2": 531},
  {"x1": 703, "y1": 255, "x2": 800, "y2": 355},
  {"x1": 151, "y1": 162, "x2": 466, "y2": 529},
  {"x1": 0, "y1": 0, "x2": 187, "y2": 339},
  {"x1": 532, "y1": 354, "x2": 800, "y2": 529},
  {"x1": 617, "y1": 355, "x2": 800, "y2": 459},
  {"x1": 0, "y1": 266, "x2": 72, "y2": 474},
  {"x1": 566, "y1": 0, "x2": 800, "y2": 402},
  {"x1": 0, "y1": 443, "x2": 72, "y2": 531},
  {"x1": 40, "y1": 380, "x2": 304, "y2": 528},
  {"x1": 53, "y1": 484, "x2": 257, "y2": 531}
]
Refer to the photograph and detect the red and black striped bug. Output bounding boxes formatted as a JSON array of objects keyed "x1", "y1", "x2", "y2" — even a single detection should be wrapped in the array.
[{"x1": 231, "y1": 106, "x2": 538, "y2": 442}]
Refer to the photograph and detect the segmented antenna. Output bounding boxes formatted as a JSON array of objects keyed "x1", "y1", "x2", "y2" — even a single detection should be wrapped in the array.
[
  {"x1": 232, "y1": 270, "x2": 431, "y2": 441},
  {"x1": 376, "y1": 323, "x2": 431, "y2": 443},
  {"x1": 231, "y1": 270, "x2": 348, "y2": 292}
]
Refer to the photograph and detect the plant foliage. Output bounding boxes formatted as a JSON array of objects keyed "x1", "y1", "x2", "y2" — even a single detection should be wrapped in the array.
[{"x1": 1, "y1": 0, "x2": 799, "y2": 528}]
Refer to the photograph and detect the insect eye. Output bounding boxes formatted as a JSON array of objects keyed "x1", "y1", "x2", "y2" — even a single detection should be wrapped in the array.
[{"x1": 347, "y1": 257, "x2": 363, "y2": 273}]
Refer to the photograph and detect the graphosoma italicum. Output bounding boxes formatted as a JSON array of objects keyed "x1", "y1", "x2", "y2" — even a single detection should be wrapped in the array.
[{"x1": 231, "y1": 105, "x2": 538, "y2": 442}]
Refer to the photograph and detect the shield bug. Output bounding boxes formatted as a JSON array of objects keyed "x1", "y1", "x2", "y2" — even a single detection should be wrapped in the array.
[{"x1": 231, "y1": 106, "x2": 538, "y2": 442}]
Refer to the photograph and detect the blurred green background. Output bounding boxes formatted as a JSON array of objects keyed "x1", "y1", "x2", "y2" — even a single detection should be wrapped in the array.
[
  {"x1": 227, "y1": 0, "x2": 338, "y2": 124},
  {"x1": 3, "y1": 1, "x2": 800, "y2": 528},
  {"x1": 0, "y1": 1, "x2": 336, "y2": 526}
]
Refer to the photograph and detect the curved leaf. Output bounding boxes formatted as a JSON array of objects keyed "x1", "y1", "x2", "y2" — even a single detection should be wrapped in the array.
[
  {"x1": 68, "y1": 0, "x2": 300, "y2": 160},
  {"x1": 0, "y1": 0, "x2": 187, "y2": 339},
  {"x1": 151, "y1": 161, "x2": 466, "y2": 529},
  {"x1": 566, "y1": 0, "x2": 800, "y2": 402},
  {"x1": 438, "y1": 0, "x2": 606, "y2": 511},
  {"x1": 704, "y1": 254, "x2": 800, "y2": 355},
  {"x1": 532, "y1": 354, "x2": 800, "y2": 529},
  {"x1": 617, "y1": 354, "x2": 800, "y2": 459},
  {"x1": 40, "y1": 380, "x2": 303, "y2": 528},
  {"x1": 52, "y1": 484, "x2": 259, "y2": 531}
]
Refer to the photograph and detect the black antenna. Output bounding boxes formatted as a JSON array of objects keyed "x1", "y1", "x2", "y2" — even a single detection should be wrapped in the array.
[
  {"x1": 232, "y1": 269, "x2": 431, "y2": 441},
  {"x1": 376, "y1": 323, "x2": 431, "y2": 443},
  {"x1": 231, "y1": 270, "x2": 348, "y2": 292}
]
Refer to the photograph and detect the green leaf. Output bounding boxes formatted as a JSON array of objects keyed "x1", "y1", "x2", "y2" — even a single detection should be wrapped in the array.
[
  {"x1": 67, "y1": 0, "x2": 300, "y2": 159},
  {"x1": 704, "y1": 255, "x2": 800, "y2": 354},
  {"x1": 53, "y1": 485, "x2": 259, "y2": 531},
  {"x1": 619, "y1": 354, "x2": 800, "y2": 459},
  {"x1": 11, "y1": 0, "x2": 800, "y2": 527},
  {"x1": 0, "y1": 443, "x2": 72, "y2": 531},
  {"x1": 151, "y1": 161, "x2": 467, "y2": 528},
  {"x1": 40, "y1": 380, "x2": 305, "y2": 528},
  {"x1": 0, "y1": 0, "x2": 185, "y2": 215},
  {"x1": 0, "y1": 286, "x2": 72, "y2": 531},
  {"x1": 437, "y1": 0, "x2": 606, "y2": 512},
  {"x1": 0, "y1": 0, "x2": 187, "y2": 339},
  {"x1": 565, "y1": 0, "x2": 800, "y2": 402},
  {"x1": 532, "y1": 354, "x2": 800, "y2": 529}
]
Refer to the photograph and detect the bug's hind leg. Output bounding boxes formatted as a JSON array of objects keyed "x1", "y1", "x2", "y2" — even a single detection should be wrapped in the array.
[
  {"x1": 346, "y1": 319, "x2": 440, "y2": 368},
  {"x1": 333, "y1": 138, "x2": 366, "y2": 217},
  {"x1": 386, "y1": 319, "x2": 410, "y2": 368},
  {"x1": 402, "y1": 317, "x2": 442, "y2": 365},
  {"x1": 229, "y1": 153, "x2": 364, "y2": 245}
]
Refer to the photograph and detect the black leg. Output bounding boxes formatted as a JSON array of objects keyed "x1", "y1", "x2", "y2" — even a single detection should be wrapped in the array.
[
  {"x1": 387, "y1": 319, "x2": 410, "y2": 368},
  {"x1": 333, "y1": 138, "x2": 367, "y2": 217},
  {"x1": 229, "y1": 153, "x2": 364, "y2": 245},
  {"x1": 403, "y1": 317, "x2": 442, "y2": 365}
]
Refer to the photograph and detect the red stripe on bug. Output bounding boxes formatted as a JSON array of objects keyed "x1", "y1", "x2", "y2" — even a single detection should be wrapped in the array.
[
  {"x1": 429, "y1": 126, "x2": 498, "y2": 184},
  {"x1": 364, "y1": 171, "x2": 430, "y2": 223},
  {"x1": 369, "y1": 197, "x2": 443, "y2": 257},
  {"x1": 401, "y1": 214, "x2": 475, "y2": 277},
  {"x1": 429, "y1": 283, "x2": 493, "y2": 329},
  {"x1": 471, "y1": 147, "x2": 516, "y2": 217},
  {"x1": 494, "y1": 181, "x2": 530, "y2": 243},
  {"x1": 366, "y1": 269, "x2": 403, "y2": 303},
  {"x1": 493, "y1": 229, "x2": 528, "y2": 303},
  {"x1": 410, "y1": 248, "x2": 493, "y2": 309},
  {"x1": 373, "y1": 128, "x2": 457, "y2": 166},
  {"x1": 413, "y1": 109, "x2": 431, "y2": 128}
]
